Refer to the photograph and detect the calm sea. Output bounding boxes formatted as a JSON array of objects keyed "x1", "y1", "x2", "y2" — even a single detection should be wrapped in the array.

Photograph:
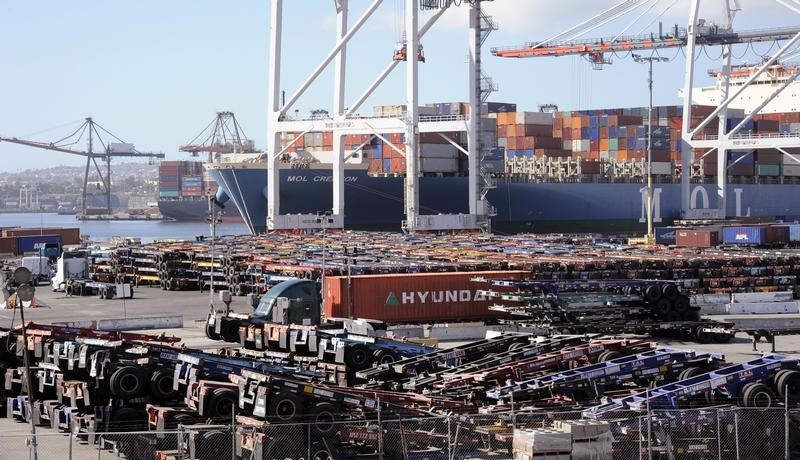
[{"x1": 0, "y1": 213, "x2": 250, "y2": 243}]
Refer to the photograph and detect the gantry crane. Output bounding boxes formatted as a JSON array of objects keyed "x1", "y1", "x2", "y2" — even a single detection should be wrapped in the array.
[
  {"x1": 490, "y1": 0, "x2": 800, "y2": 223},
  {"x1": 179, "y1": 111, "x2": 257, "y2": 164},
  {"x1": 0, "y1": 117, "x2": 165, "y2": 217}
]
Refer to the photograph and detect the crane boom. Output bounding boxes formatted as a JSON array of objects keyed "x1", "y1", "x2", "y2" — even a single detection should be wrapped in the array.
[
  {"x1": 0, "y1": 117, "x2": 165, "y2": 217},
  {"x1": 491, "y1": 25, "x2": 800, "y2": 58},
  {"x1": 0, "y1": 136, "x2": 91, "y2": 157}
]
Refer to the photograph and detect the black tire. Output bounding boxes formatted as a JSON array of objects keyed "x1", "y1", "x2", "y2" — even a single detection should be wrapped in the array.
[
  {"x1": 673, "y1": 295, "x2": 691, "y2": 312},
  {"x1": 204, "y1": 316, "x2": 221, "y2": 341},
  {"x1": 263, "y1": 435, "x2": 295, "y2": 460},
  {"x1": 197, "y1": 430, "x2": 232, "y2": 460},
  {"x1": 345, "y1": 344, "x2": 373, "y2": 370},
  {"x1": 599, "y1": 351, "x2": 623, "y2": 362},
  {"x1": 310, "y1": 441, "x2": 336, "y2": 460},
  {"x1": 309, "y1": 402, "x2": 340, "y2": 438},
  {"x1": 374, "y1": 349, "x2": 400, "y2": 366},
  {"x1": 109, "y1": 366, "x2": 146, "y2": 399},
  {"x1": 220, "y1": 321, "x2": 240, "y2": 343},
  {"x1": 149, "y1": 370, "x2": 177, "y2": 400},
  {"x1": 661, "y1": 283, "x2": 679, "y2": 300},
  {"x1": 654, "y1": 298, "x2": 672, "y2": 316},
  {"x1": 268, "y1": 392, "x2": 304, "y2": 422},
  {"x1": 206, "y1": 387, "x2": 237, "y2": 418},
  {"x1": 165, "y1": 412, "x2": 194, "y2": 430},
  {"x1": 645, "y1": 285, "x2": 662, "y2": 303},
  {"x1": 775, "y1": 369, "x2": 800, "y2": 400},
  {"x1": 678, "y1": 367, "x2": 702, "y2": 381},
  {"x1": 694, "y1": 326, "x2": 715, "y2": 344},
  {"x1": 742, "y1": 382, "x2": 777, "y2": 408}
]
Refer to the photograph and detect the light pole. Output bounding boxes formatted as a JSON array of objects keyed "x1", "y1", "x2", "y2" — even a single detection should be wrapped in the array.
[
  {"x1": 316, "y1": 210, "x2": 333, "y2": 310},
  {"x1": 632, "y1": 53, "x2": 669, "y2": 245},
  {"x1": 207, "y1": 194, "x2": 224, "y2": 311}
]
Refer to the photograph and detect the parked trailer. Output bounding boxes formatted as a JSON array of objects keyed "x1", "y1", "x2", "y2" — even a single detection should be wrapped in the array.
[
  {"x1": 487, "y1": 348, "x2": 725, "y2": 403},
  {"x1": 587, "y1": 354, "x2": 800, "y2": 418}
]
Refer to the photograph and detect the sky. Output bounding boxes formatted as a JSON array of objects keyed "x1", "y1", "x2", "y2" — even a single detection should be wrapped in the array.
[{"x1": 0, "y1": 0, "x2": 794, "y2": 172}]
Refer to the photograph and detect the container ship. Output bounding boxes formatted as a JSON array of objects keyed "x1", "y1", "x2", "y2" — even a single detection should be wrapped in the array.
[
  {"x1": 203, "y1": 65, "x2": 800, "y2": 234},
  {"x1": 157, "y1": 160, "x2": 241, "y2": 222}
]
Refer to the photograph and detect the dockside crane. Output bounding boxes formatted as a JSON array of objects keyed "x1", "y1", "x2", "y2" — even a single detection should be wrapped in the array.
[
  {"x1": 489, "y1": 0, "x2": 800, "y2": 226},
  {"x1": 179, "y1": 111, "x2": 257, "y2": 164},
  {"x1": 0, "y1": 117, "x2": 165, "y2": 217}
]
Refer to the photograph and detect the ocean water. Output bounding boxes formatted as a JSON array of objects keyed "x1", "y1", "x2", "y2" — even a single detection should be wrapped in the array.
[{"x1": 0, "y1": 213, "x2": 250, "y2": 243}]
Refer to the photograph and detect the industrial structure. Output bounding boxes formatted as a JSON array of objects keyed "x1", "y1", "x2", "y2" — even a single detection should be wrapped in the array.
[
  {"x1": 491, "y1": 0, "x2": 800, "y2": 222},
  {"x1": 267, "y1": 0, "x2": 496, "y2": 233},
  {"x1": 0, "y1": 117, "x2": 165, "y2": 217}
]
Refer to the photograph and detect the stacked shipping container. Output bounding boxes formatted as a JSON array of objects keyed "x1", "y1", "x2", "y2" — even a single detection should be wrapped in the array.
[
  {"x1": 275, "y1": 103, "x2": 800, "y2": 180},
  {"x1": 159, "y1": 161, "x2": 207, "y2": 199}
]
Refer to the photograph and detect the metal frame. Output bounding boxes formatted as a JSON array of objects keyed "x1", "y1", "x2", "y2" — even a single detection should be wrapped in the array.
[
  {"x1": 680, "y1": 0, "x2": 800, "y2": 219},
  {"x1": 266, "y1": 0, "x2": 491, "y2": 232}
]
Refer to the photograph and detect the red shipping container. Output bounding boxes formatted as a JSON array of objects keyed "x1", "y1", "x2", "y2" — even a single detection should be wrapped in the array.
[
  {"x1": 3, "y1": 227, "x2": 80, "y2": 245},
  {"x1": 676, "y1": 229, "x2": 719, "y2": 248},
  {"x1": 382, "y1": 143, "x2": 405, "y2": 158},
  {"x1": 322, "y1": 132, "x2": 333, "y2": 147},
  {"x1": 580, "y1": 160, "x2": 602, "y2": 174},
  {"x1": 521, "y1": 124, "x2": 553, "y2": 137},
  {"x1": 590, "y1": 140, "x2": 599, "y2": 152},
  {"x1": 323, "y1": 271, "x2": 527, "y2": 323},
  {"x1": 766, "y1": 225, "x2": 789, "y2": 244},
  {"x1": 0, "y1": 236, "x2": 16, "y2": 254},
  {"x1": 497, "y1": 125, "x2": 507, "y2": 138},
  {"x1": 368, "y1": 159, "x2": 384, "y2": 173},
  {"x1": 389, "y1": 157, "x2": 406, "y2": 173},
  {"x1": 651, "y1": 150, "x2": 670, "y2": 162},
  {"x1": 757, "y1": 149, "x2": 782, "y2": 164}
]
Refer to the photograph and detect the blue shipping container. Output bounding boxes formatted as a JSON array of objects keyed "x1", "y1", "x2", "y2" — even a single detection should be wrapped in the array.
[
  {"x1": 655, "y1": 227, "x2": 680, "y2": 245},
  {"x1": 778, "y1": 224, "x2": 800, "y2": 241},
  {"x1": 723, "y1": 226, "x2": 766, "y2": 245},
  {"x1": 729, "y1": 151, "x2": 755, "y2": 164},
  {"x1": 18, "y1": 234, "x2": 62, "y2": 254}
]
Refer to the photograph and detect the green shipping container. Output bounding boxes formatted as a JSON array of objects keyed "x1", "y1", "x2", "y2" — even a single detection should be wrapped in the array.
[
  {"x1": 609, "y1": 138, "x2": 619, "y2": 150},
  {"x1": 756, "y1": 164, "x2": 780, "y2": 176}
]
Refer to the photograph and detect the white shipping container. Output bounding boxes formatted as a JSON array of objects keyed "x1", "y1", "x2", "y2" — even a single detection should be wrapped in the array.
[
  {"x1": 650, "y1": 161, "x2": 673, "y2": 175},
  {"x1": 515, "y1": 111, "x2": 554, "y2": 125},
  {"x1": 497, "y1": 138, "x2": 507, "y2": 148},
  {"x1": 784, "y1": 164, "x2": 800, "y2": 176},
  {"x1": 783, "y1": 153, "x2": 800, "y2": 165},
  {"x1": 109, "y1": 142, "x2": 135, "y2": 154},
  {"x1": 572, "y1": 140, "x2": 581, "y2": 151},
  {"x1": 580, "y1": 140, "x2": 590, "y2": 152},
  {"x1": 420, "y1": 144, "x2": 458, "y2": 158},
  {"x1": 421, "y1": 158, "x2": 458, "y2": 172},
  {"x1": 726, "y1": 301, "x2": 799, "y2": 314},
  {"x1": 731, "y1": 291, "x2": 794, "y2": 303}
]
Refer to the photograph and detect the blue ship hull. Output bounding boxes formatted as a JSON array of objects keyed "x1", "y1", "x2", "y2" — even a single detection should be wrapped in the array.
[{"x1": 208, "y1": 165, "x2": 800, "y2": 234}]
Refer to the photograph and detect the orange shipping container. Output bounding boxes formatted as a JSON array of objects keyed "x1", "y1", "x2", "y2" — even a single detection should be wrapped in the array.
[
  {"x1": 323, "y1": 271, "x2": 527, "y2": 323},
  {"x1": 3, "y1": 227, "x2": 80, "y2": 245},
  {"x1": 0, "y1": 237, "x2": 15, "y2": 254}
]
